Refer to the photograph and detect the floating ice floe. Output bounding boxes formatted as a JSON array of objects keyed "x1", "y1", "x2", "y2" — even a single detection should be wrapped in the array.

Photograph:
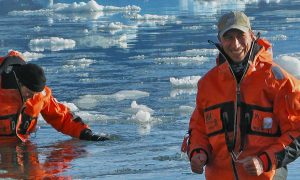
[
  {"x1": 133, "y1": 110, "x2": 151, "y2": 122},
  {"x1": 56, "y1": 2, "x2": 139, "y2": 17},
  {"x1": 184, "y1": 0, "x2": 285, "y2": 16},
  {"x1": 128, "y1": 55, "x2": 145, "y2": 60},
  {"x1": 52, "y1": 0, "x2": 104, "y2": 13},
  {"x1": 62, "y1": 58, "x2": 96, "y2": 70},
  {"x1": 275, "y1": 54, "x2": 300, "y2": 78},
  {"x1": 155, "y1": 55, "x2": 209, "y2": 66},
  {"x1": 29, "y1": 37, "x2": 76, "y2": 52},
  {"x1": 268, "y1": 34, "x2": 288, "y2": 41},
  {"x1": 98, "y1": 22, "x2": 138, "y2": 35},
  {"x1": 61, "y1": 101, "x2": 112, "y2": 121},
  {"x1": 183, "y1": 49, "x2": 219, "y2": 57},
  {"x1": 179, "y1": 105, "x2": 194, "y2": 114},
  {"x1": 131, "y1": 101, "x2": 154, "y2": 115},
  {"x1": 170, "y1": 76, "x2": 201, "y2": 88},
  {"x1": 111, "y1": 90, "x2": 150, "y2": 101},
  {"x1": 129, "y1": 14, "x2": 176, "y2": 21},
  {"x1": 286, "y1": 18, "x2": 300, "y2": 22},
  {"x1": 170, "y1": 88, "x2": 197, "y2": 98},
  {"x1": 8, "y1": 9, "x2": 53, "y2": 16},
  {"x1": 126, "y1": 13, "x2": 177, "y2": 26},
  {"x1": 22, "y1": 51, "x2": 45, "y2": 61},
  {"x1": 182, "y1": 25, "x2": 203, "y2": 30},
  {"x1": 131, "y1": 108, "x2": 161, "y2": 135},
  {"x1": 103, "y1": 5, "x2": 141, "y2": 12},
  {"x1": 107, "y1": 22, "x2": 136, "y2": 30},
  {"x1": 33, "y1": 26, "x2": 42, "y2": 32},
  {"x1": 76, "y1": 90, "x2": 150, "y2": 109},
  {"x1": 78, "y1": 34, "x2": 133, "y2": 49},
  {"x1": 186, "y1": 0, "x2": 246, "y2": 15},
  {"x1": 179, "y1": 0, "x2": 288, "y2": 18},
  {"x1": 9, "y1": 0, "x2": 140, "y2": 19},
  {"x1": 75, "y1": 111, "x2": 112, "y2": 122},
  {"x1": 128, "y1": 101, "x2": 160, "y2": 135}
]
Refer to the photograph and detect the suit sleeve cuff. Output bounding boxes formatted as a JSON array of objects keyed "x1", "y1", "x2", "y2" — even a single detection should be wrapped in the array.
[{"x1": 258, "y1": 152, "x2": 272, "y2": 172}]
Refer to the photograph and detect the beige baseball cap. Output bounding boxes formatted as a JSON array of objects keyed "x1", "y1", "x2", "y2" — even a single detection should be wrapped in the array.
[{"x1": 217, "y1": 11, "x2": 251, "y2": 38}]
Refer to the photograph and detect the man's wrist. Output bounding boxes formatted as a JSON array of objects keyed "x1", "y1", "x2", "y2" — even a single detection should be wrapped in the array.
[
  {"x1": 258, "y1": 152, "x2": 271, "y2": 172},
  {"x1": 79, "y1": 128, "x2": 92, "y2": 140}
]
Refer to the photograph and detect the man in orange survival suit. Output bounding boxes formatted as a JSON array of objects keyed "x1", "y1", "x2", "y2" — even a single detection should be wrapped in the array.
[
  {"x1": 0, "y1": 51, "x2": 109, "y2": 143},
  {"x1": 186, "y1": 11, "x2": 300, "y2": 179}
]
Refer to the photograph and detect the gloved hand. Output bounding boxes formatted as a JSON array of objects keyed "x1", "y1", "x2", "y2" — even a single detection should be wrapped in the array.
[
  {"x1": 79, "y1": 129, "x2": 110, "y2": 141},
  {"x1": 238, "y1": 156, "x2": 264, "y2": 176},
  {"x1": 190, "y1": 153, "x2": 207, "y2": 174}
]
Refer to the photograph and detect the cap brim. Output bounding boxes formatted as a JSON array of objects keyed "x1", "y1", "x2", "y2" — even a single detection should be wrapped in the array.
[{"x1": 219, "y1": 25, "x2": 250, "y2": 38}]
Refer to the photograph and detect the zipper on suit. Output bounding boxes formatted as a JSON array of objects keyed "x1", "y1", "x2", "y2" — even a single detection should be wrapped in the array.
[{"x1": 210, "y1": 39, "x2": 256, "y2": 180}]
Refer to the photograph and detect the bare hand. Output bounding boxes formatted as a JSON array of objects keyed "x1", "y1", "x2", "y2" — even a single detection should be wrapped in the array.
[
  {"x1": 190, "y1": 153, "x2": 207, "y2": 174},
  {"x1": 238, "y1": 156, "x2": 264, "y2": 176}
]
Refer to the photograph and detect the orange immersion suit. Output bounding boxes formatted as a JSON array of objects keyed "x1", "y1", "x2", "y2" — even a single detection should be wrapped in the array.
[
  {"x1": 187, "y1": 38, "x2": 300, "y2": 179},
  {"x1": 0, "y1": 51, "x2": 89, "y2": 143}
]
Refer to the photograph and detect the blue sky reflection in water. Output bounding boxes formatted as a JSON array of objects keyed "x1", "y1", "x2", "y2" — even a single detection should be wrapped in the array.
[{"x1": 0, "y1": 0, "x2": 300, "y2": 179}]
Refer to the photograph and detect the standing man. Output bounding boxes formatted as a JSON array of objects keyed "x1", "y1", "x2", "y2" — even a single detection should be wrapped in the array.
[
  {"x1": 186, "y1": 11, "x2": 300, "y2": 179},
  {"x1": 0, "y1": 50, "x2": 109, "y2": 143}
]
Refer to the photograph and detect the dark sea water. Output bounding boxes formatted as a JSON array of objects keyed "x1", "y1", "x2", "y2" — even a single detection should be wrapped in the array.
[{"x1": 0, "y1": 0, "x2": 300, "y2": 179}]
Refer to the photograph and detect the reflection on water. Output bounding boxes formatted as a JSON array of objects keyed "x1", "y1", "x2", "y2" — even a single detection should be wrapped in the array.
[
  {"x1": 0, "y1": 0, "x2": 300, "y2": 179},
  {"x1": 0, "y1": 140, "x2": 86, "y2": 179}
]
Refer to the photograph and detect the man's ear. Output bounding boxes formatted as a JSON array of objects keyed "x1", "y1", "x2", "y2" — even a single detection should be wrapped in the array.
[{"x1": 250, "y1": 30, "x2": 256, "y2": 40}]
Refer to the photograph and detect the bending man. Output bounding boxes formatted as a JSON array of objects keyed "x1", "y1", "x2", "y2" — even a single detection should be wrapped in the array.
[{"x1": 0, "y1": 51, "x2": 109, "y2": 143}]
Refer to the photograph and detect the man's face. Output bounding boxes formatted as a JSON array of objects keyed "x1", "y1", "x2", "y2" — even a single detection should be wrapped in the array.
[
  {"x1": 219, "y1": 29, "x2": 254, "y2": 63},
  {"x1": 20, "y1": 85, "x2": 38, "y2": 101}
]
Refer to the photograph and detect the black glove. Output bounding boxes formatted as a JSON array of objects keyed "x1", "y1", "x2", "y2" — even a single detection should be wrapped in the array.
[{"x1": 79, "y1": 129, "x2": 110, "y2": 141}]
